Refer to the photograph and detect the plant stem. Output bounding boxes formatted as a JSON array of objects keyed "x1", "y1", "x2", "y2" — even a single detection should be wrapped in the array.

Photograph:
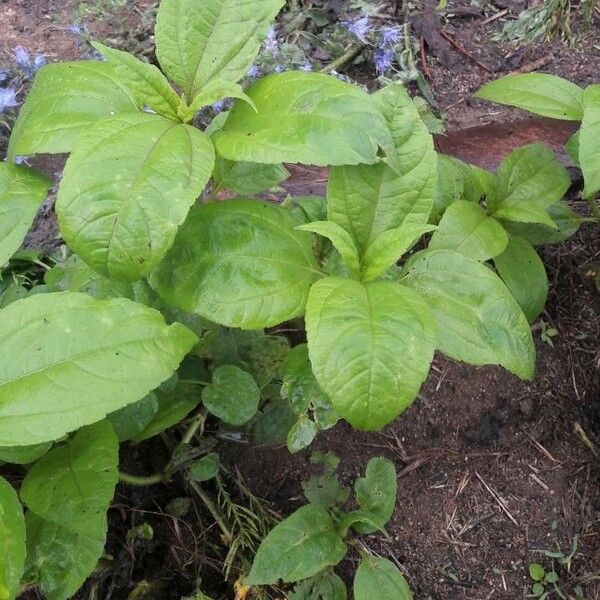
[
  {"x1": 118, "y1": 471, "x2": 164, "y2": 486},
  {"x1": 181, "y1": 412, "x2": 206, "y2": 445},
  {"x1": 179, "y1": 378, "x2": 211, "y2": 386},
  {"x1": 189, "y1": 480, "x2": 232, "y2": 541},
  {"x1": 320, "y1": 44, "x2": 362, "y2": 73},
  {"x1": 585, "y1": 195, "x2": 600, "y2": 220}
]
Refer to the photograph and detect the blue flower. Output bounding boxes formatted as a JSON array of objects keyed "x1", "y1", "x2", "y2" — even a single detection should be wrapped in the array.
[
  {"x1": 0, "y1": 88, "x2": 18, "y2": 113},
  {"x1": 299, "y1": 62, "x2": 312, "y2": 71},
  {"x1": 247, "y1": 65, "x2": 260, "y2": 78},
  {"x1": 13, "y1": 46, "x2": 45, "y2": 78},
  {"x1": 274, "y1": 64, "x2": 284, "y2": 73},
  {"x1": 33, "y1": 55, "x2": 46, "y2": 70},
  {"x1": 264, "y1": 26, "x2": 278, "y2": 52},
  {"x1": 380, "y1": 26, "x2": 402, "y2": 46},
  {"x1": 213, "y1": 100, "x2": 226, "y2": 113},
  {"x1": 343, "y1": 17, "x2": 371, "y2": 43},
  {"x1": 14, "y1": 155, "x2": 29, "y2": 166},
  {"x1": 374, "y1": 48, "x2": 395, "y2": 74},
  {"x1": 13, "y1": 46, "x2": 30, "y2": 68},
  {"x1": 67, "y1": 23, "x2": 85, "y2": 36}
]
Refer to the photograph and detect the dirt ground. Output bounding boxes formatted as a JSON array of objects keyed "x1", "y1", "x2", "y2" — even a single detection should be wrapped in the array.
[{"x1": 2, "y1": 1, "x2": 599, "y2": 599}]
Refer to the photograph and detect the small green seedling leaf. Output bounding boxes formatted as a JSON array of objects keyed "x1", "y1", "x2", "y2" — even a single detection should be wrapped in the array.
[
  {"x1": 297, "y1": 221, "x2": 360, "y2": 278},
  {"x1": 287, "y1": 414, "x2": 319, "y2": 453},
  {"x1": 202, "y1": 365, "x2": 259, "y2": 425},
  {"x1": 151, "y1": 200, "x2": 319, "y2": 329},
  {"x1": 0, "y1": 292, "x2": 196, "y2": 446},
  {"x1": 247, "y1": 504, "x2": 347, "y2": 585},
  {"x1": 532, "y1": 582, "x2": 545, "y2": 596},
  {"x1": 545, "y1": 571, "x2": 559, "y2": 584},
  {"x1": 401, "y1": 249, "x2": 535, "y2": 379},
  {"x1": 361, "y1": 222, "x2": 436, "y2": 281},
  {"x1": 353, "y1": 555, "x2": 413, "y2": 600},
  {"x1": 493, "y1": 236, "x2": 548, "y2": 323},
  {"x1": 188, "y1": 453, "x2": 220, "y2": 482},
  {"x1": 529, "y1": 563, "x2": 546, "y2": 582},
  {"x1": 20, "y1": 421, "x2": 118, "y2": 539},
  {"x1": 352, "y1": 456, "x2": 397, "y2": 534},
  {"x1": 429, "y1": 200, "x2": 508, "y2": 262},
  {"x1": 0, "y1": 476, "x2": 25, "y2": 600},
  {"x1": 475, "y1": 74, "x2": 584, "y2": 121}
]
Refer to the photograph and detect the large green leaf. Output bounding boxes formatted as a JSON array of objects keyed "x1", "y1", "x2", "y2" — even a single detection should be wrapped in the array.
[
  {"x1": 0, "y1": 163, "x2": 51, "y2": 268},
  {"x1": 502, "y1": 201, "x2": 581, "y2": 245},
  {"x1": 305, "y1": 277, "x2": 436, "y2": 430},
  {"x1": 0, "y1": 292, "x2": 196, "y2": 446},
  {"x1": 91, "y1": 42, "x2": 180, "y2": 119},
  {"x1": 352, "y1": 457, "x2": 397, "y2": 534},
  {"x1": 474, "y1": 74, "x2": 584, "y2": 121},
  {"x1": 8, "y1": 62, "x2": 140, "y2": 158},
  {"x1": 24, "y1": 512, "x2": 105, "y2": 600},
  {"x1": 327, "y1": 84, "x2": 436, "y2": 255},
  {"x1": 487, "y1": 144, "x2": 571, "y2": 226},
  {"x1": 289, "y1": 571, "x2": 347, "y2": 600},
  {"x1": 155, "y1": 0, "x2": 284, "y2": 97},
  {"x1": 214, "y1": 72, "x2": 393, "y2": 167},
  {"x1": 429, "y1": 200, "x2": 508, "y2": 261},
  {"x1": 150, "y1": 200, "x2": 319, "y2": 329},
  {"x1": 0, "y1": 443, "x2": 51, "y2": 465},
  {"x1": 493, "y1": 236, "x2": 548, "y2": 323},
  {"x1": 354, "y1": 555, "x2": 413, "y2": 600},
  {"x1": 56, "y1": 112, "x2": 214, "y2": 281},
  {"x1": 202, "y1": 364, "x2": 259, "y2": 425},
  {"x1": 401, "y1": 249, "x2": 535, "y2": 379},
  {"x1": 580, "y1": 84, "x2": 600, "y2": 198},
  {"x1": 247, "y1": 504, "x2": 347, "y2": 585},
  {"x1": 0, "y1": 476, "x2": 25, "y2": 600},
  {"x1": 107, "y1": 394, "x2": 159, "y2": 442},
  {"x1": 20, "y1": 421, "x2": 118, "y2": 539}
]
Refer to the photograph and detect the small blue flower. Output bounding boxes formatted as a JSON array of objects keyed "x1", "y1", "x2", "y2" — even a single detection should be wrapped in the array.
[
  {"x1": 213, "y1": 100, "x2": 226, "y2": 113},
  {"x1": 374, "y1": 48, "x2": 395, "y2": 74},
  {"x1": 0, "y1": 88, "x2": 18, "y2": 113},
  {"x1": 13, "y1": 45, "x2": 45, "y2": 78},
  {"x1": 264, "y1": 26, "x2": 278, "y2": 52},
  {"x1": 14, "y1": 155, "x2": 29, "y2": 166},
  {"x1": 33, "y1": 55, "x2": 46, "y2": 70},
  {"x1": 247, "y1": 65, "x2": 260, "y2": 78},
  {"x1": 274, "y1": 64, "x2": 284, "y2": 73},
  {"x1": 67, "y1": 23, "x2": 85, "y2": 36},
  {"x1": 299, "y1": 62, "x2": 312, "y2": 71},
  {"x1": 380, "y1": 26, "x2": 402, "y2": 46},
  {"x1": 343, "y1": 17, "x2": 371, "y2": 44},
  {"x1": 142, "y1": 105, "x2": 157, "y2": 114},
  {"x1": 13, "y1": 46, "x2": 30, "y2": 68}
]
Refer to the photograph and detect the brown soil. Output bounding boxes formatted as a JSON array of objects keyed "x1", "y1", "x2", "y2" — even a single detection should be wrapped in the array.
[{"x1": 2, "y1": 1, "x2": 599, "y2": 600}]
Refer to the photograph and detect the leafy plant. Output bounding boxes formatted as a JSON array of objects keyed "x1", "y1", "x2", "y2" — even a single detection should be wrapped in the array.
[{"x1": 247, "y1": 454, "x2": 412, "y2": 599}]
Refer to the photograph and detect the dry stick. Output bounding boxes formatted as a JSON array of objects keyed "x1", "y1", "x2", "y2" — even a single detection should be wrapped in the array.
[
  {"x1": 420, "y1": 35, "x2": 434, "y2": 80},
  {"x1": 439, "y1": 29, "x2": 493, "y2": 72},
  {"x1": 512, "y1": 53, "x2": 552, "y2": 74},
  {"x1": 475, "y1": 471, "x2": 520, "y2": 527},
  {"x1": 481, "y1": 8, "x2": 508, "y2": 25}
]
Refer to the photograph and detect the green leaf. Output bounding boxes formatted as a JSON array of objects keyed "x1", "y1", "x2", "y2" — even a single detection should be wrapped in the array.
[
  {"x1": 475, "y1": 74, "x2": 584, "y2": 121},
  {"x1": 131, "y1": 382, "x2": 201, "y2": 442},
  {"x1": 401, "y1": 249, "x2": 535, "y2": 379},
  {"x1": 305, "y1": 277, "x2": 436, "y2": 430},
  {"x1": 183, "y1": 80, "x2": 257, "y2": 121},
  {"x1": 188, "y1": 452, "x2": 220, "y2": 482},
  {"x1": 202, "y1": 365, "x2": 259, "y2": 425},
  {"x1": 252, "y1": 398, "x2": 297, "y2": 445},
  {"x1": 56, "y1": 113, "x2": 214, "y2": 281},
  {"x1": 352, "y1": 457, "x2": 397, "y2": 534},
  {"x1": 565, "y1": 131, "x2": 580, "y2": 166},
  {"x1": 529, "y1": 563, "x2": 546, "y2": 582},
  {"x1": 502, "y1": 201, "x2": 581, "y2": 245},
  {"x1": 107, "y1": 395, "x2": 159, "y2": 442},
  {"x1": 213, "y1": 159, "x2": 288, "y2": 195},
  {"x1": 580, "y1": 84, "x2": 600, "y2": 198},
  {"x1": 287, "y1": 414, "x2": 318, "y2": 453},
  {"x1": 0, "y1": 476, "x2": 25, "y2": 600},
  {"x1": 545, "y1": 571, "x2": 558, "y2": 584},
  {"x1": 247, "y1": 504, "x2": 347, "y2": 585},
  {"x1": 155, "y1": 0, "x2": 283, "y2": 97},
  {"x1": 297, "y1": 221, "x2": 360, "y2": 278},
  {"x1": 289, "y1": 571, "x2": 348, "y2": 600},
  {"x1": 24, "y1": 512, "x2": 105, "y2": 600},
  {"x1": 150, "y1": 199, "x2": 319, "y2": 329},
  {"x1": 0, "y1": 163, "x2": 51, "y2": 268},
  {"x1": 487, "y1": 144, "x2": 571, "y2": 226},
  {"x1": 361, "y1": 222, "x2": 436, "y2": 281},
  {"x1": 0, "y1": 442, "x2": 51, "y2": 465},
  {"x1": 429, "y1": 200, "x2": 508, "y2": 261},
  {"x1": 0, "y1": 292, "x2": 196, "y2": 446},
  {"x1": 91, "y1": 42, "x2": 180, "y2": 119},
  {"x1": 354, "y1": 555, "x2": 413, "y2": 600},
  {"x1": 327, "y1": 83, "x2": 436, "y2": 256},
  {"x1": 214, "y1": 72, "x2": 393, "y2": 167},
  {"x1": 8, "y1": 61, "x2": 141, "y2": 158},
  {"x1": 281, "y1": 343, "x2": 329, "y2": 415},
  {"x1": 493, "y1": 237, "x2": 548, "y2": 323},
  {"x1": 20, "y1": 421, "x2": 118, "y2": 538},
  {"x1": 302, "y1": 456, "x2": 349, "y2": 509}
]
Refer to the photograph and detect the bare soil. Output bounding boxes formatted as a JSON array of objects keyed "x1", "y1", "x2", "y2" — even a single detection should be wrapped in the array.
[{"x1": 2, "y1": 1, "x2": 599, "y2": 599}]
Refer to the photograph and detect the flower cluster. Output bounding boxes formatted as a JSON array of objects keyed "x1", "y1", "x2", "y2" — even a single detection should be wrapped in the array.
[{"x1": 13, "y1": 46, "x2": 46, "y2": 79}]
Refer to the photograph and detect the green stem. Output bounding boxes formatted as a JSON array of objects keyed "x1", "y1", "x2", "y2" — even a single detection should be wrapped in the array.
[
  {"x1": 118, "y1": 471, "x2": 164, "y2": 486},
  {"x1": 179, "y1": 379, "x2": 211, "y2": 386},
  {"x1": 585, "y1": 195, "x2": 600, "y2": 221},
  {"x1": 189, "y1": 480, "x2": 232, "y2": 541},
  {"x1": 319, "y1": 44, "x2": 363, "y2": 73},
  {"x1": 180, "y1": 412, "x2": 206, "y2": 445}
]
